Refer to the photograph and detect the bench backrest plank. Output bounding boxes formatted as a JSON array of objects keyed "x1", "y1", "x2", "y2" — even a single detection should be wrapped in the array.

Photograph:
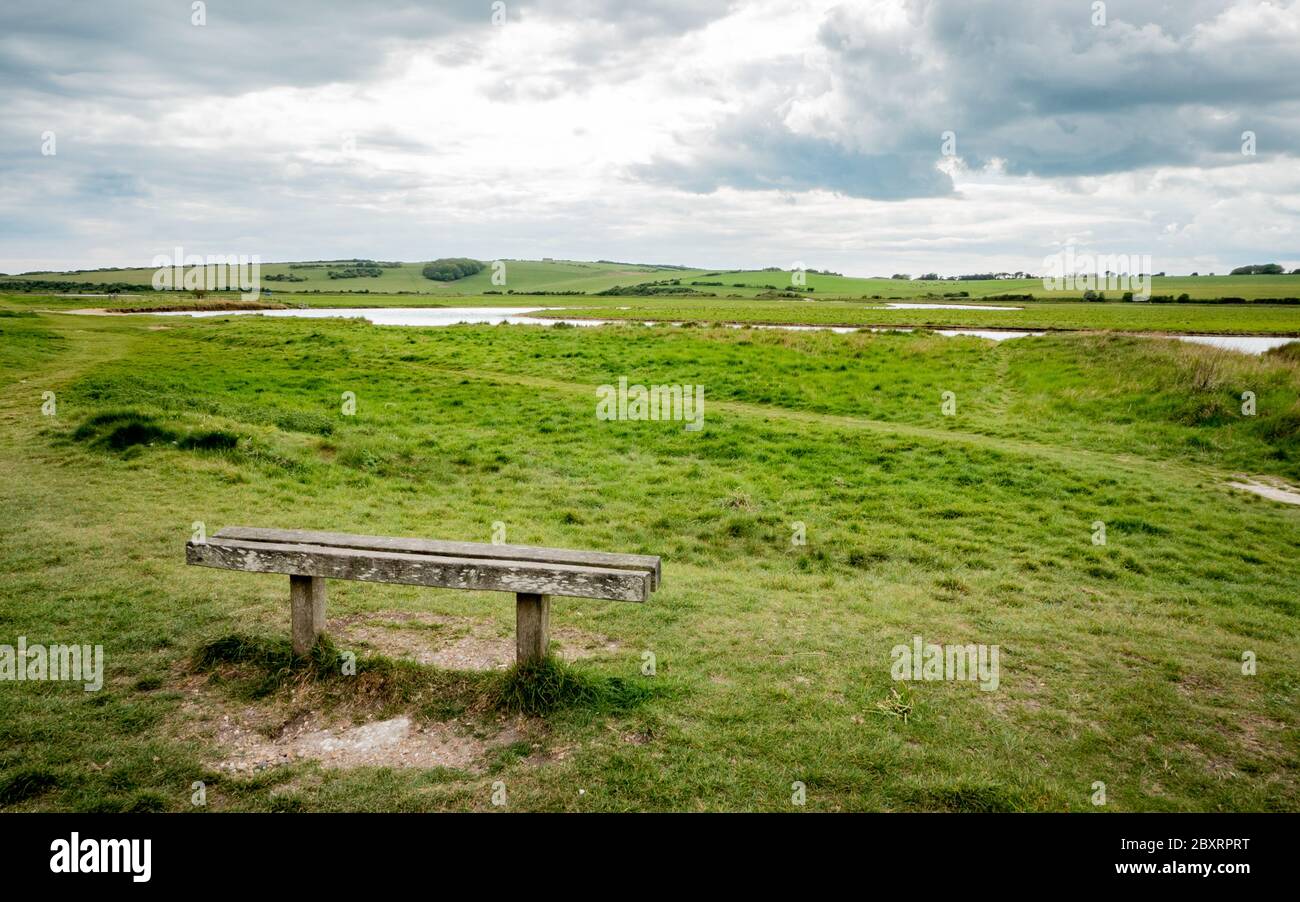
[
  {"x1": 214, "y1": 526, "x2": 661, "y2": 590},
  {"x1": 187, "y1": 537, "x2": 654, "y2": 602}
]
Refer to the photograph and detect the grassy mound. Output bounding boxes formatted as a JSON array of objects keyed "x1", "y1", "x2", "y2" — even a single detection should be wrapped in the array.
[
  {"x1": 192, "y1": 634, "x2": 651, "y2": 718},
  {"x1": 494, "y1": 656, "x2": 652, "y2": 716},
  {"x1": 72, "y1": 410, "x2": 238, "y2": 453}
]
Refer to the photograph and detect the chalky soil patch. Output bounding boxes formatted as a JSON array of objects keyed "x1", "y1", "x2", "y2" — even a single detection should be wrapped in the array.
[
  {"x1": 328, "y1": 611, "x2": 621, "y2": 671},
  {"x1": 1227, "y1": 476, "x2": 1300, "y2": 505},
  {"x1": 179, "y1": 612, "x2": 621, "y2": 774},
  {"x1": 209, "y1": 711, "x2": 524, "y2": 774},
  {"x1": 179, "y1": 679, "x2": 532, "y2": 774}
]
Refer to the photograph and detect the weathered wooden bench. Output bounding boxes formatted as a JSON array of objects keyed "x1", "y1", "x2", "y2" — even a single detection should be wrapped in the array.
[{"x1": 186, "y1": 527, "x2": 661, "y2": 663}]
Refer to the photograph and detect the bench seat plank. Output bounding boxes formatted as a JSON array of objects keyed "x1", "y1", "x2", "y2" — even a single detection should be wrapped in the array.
[
  {"x1": 187, "y1": 537, "x2": 652, "y2": 602},
  {"x1": 214, "y1": 526, "x2": 661, "y2": 589}
]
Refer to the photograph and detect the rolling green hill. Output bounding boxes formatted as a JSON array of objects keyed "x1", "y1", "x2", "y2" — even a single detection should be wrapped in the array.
[
  {"x1": 8, "y1": 259, "x2": 1300, "y2": 301},
  {"x1": 8, "y1": 259, "x2": 712, "y2": 297}
]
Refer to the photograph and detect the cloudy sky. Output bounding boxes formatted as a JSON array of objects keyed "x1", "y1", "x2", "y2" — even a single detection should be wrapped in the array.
[{"x1": 2, "y1": 0, "x2": 1297, "y2": 276}]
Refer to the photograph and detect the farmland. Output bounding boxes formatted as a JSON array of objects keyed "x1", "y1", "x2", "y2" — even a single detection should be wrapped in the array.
[{"x1": 9, "y1": 259, "x2": 1300, "y2": 302}]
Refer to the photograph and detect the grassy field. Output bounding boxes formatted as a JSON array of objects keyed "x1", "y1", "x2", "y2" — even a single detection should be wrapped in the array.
[
  {"x1": 7, "y1": 259, "x2": 711, "y2": 297},
  {"x1": 674, "y1": 270, "x2": 1300, "y2": 301},
  {"x1": 15, "y1": 289, "x2": 1300, "y2": 336},
  {"x1": 538, "y1": 299, "x2": 1300, "y2": 336},
  {"x1": 1, "y1": 301, "x2": 1297, "y2": 812},
  {"x1": 9, "y1": 259, "x2": 1300, "y2": 300}
]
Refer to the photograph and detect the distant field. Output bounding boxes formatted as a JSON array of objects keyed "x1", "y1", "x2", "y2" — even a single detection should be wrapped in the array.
[
  {"x1": 537, "y1": 299, "x2": 1300, "y2": 336},
  {"x1": 13, "y1": 291, "x2": 1300, "y2": 336},
  {"x1": 683, "y1": 271, "x2": 1300, "y2": 301},
  {"x1": 9, "y1": 259, "x2": 1300, "y2": 301},
  {"x1": 8, "y1": 259, "x2": 711, "y2": 297}
]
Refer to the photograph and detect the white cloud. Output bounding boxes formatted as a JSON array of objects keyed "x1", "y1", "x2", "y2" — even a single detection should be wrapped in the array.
[{"x1": 0, "y1": 0, "x2": 1297, "y2": 275}]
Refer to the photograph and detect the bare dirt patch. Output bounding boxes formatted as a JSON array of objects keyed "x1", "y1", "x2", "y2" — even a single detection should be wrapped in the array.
[
  {"x1": 176, "y1": 674, "x2": 533, "y2": 774},
  {"x1": 173, "y1": 611, "x2": 620, "y2": 774},
  {"x1": 1227, "y1": 476, "x2": 1300, "y2": 505},
  {"x1": 328, "y1": 610, "x2": 621, "y2": 671},
  {"x1": 216, "y1": 713, "x2": 487, "y2": 773}
]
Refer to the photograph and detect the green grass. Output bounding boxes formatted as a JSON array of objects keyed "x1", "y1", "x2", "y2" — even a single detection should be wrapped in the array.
[
  {"x1": 679, "y1": 269, "x2": 1300, "y2": 301},
  {"x1": 0, "y1": 306, "x2": 1296, "y2": 812},
  {"x1": 539, "y1": 298, "x2": 1300, "y2": 335},
  {"x1": 192, "y1": 633, "x2": 649, "y2": 716},
  {"x1": 72, "y1": 410, "x2": 240, "y2": 453},
  {"x1": 9, "y1": 258, "x2": 1300, "y2": 300},
  {"x1": 10, "y1": 286, "x2": 1300, "y2": 336},
  {"x1": 8, "y1": 258, "x2": 712, "y2": 297},
  {"x1": 495, "y1": 657, "x2": 653, "y2": 716}
]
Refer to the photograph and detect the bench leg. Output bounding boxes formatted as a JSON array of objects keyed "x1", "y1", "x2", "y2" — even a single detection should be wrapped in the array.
[
  {"x1": 290, "y1": 575, "x2": 327, "y2": 656},
  {"x1": 515, "y1": 592, "x2": 550, "y2": 665}
]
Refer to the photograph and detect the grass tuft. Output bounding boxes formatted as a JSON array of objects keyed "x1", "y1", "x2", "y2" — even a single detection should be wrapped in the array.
[
  {"x1": 179, "y1": 430, "x2": 239, "y2": 451},
  {"x1": 192, "y1": 633, "x2": 349, "y2": 698},
  {"x1": 0, "y1": 766, "x2": 61, "y2": 805},
  {"x1": 905, "y1": 782, "x2": 1025, "y2": 813},
  {"x1": 72, "y1": 410, "x2": 238, "y2": 453},
  {"x1": 191, "y1": 635, "x2": 649, "y2": 720},
  {"x1": 1265, "y1": 341, "x2": 1300, "y2": 362},
  {"x1": 493, "y1": 655, "x2": 652, "y2": 716}
]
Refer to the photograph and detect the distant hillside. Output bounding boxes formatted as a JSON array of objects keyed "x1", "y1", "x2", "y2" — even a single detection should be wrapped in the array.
[
  {"x1": 11, "y1": 259, "x2": 712, "y2": 296},
  {"x1": 9, "y1": 259, "x2": 1300, "y2": 301}
]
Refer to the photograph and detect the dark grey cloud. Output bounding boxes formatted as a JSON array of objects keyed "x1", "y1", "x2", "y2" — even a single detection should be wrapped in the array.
[
  {"x1": 0, "y1": 2, "x2": 491, "y2": 99},
  {"x1": 0, "y1": 1, "x2": 733, "y2": 100},
  {"x1": 548, "y1": 0, "x2": 735, "y2": 39},
  {"x1": 910, "y1": 0, "x2": 1300, "y2": 176},
  {"x1": 639, "y1": 0, "x2": 1300, "y2": 199},
  {"x1": 79, "y1": 171, "x2": 148, "y2": 198},
  {"x1": 635, "y1": 110, "x2": 953, "y2": 199}
]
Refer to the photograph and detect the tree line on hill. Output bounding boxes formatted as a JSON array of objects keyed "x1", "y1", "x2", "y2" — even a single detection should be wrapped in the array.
[
  {"x1": 893, "y1": 272, "x2": 1033, "y2": 280},
  {"x1": 422, "y1": 258, "x2": 485, "y2": 281},
  {"x1": 289, "y1": 259, "x2": 400, "y2": 269},
  {"x1": 328, "y1": 264, "x2": 384, "y2": 279},
  {"x1": 597, "y1": 279, "x2": 708, "y2": 296},
  {"x1": 596, "y1": 259, "x2": 697, "y2": 271},
  {"x1": 0, "y1": 278, "x2": 153, "y2": 293},
  {"x1": 1230, "y1": 263, "x2": 1295, "y2": 275}
]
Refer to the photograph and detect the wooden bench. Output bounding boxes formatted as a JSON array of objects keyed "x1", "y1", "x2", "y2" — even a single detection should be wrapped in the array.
[{"x1": 186, "y1": 527, "x2": 661, "y2": 663}]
